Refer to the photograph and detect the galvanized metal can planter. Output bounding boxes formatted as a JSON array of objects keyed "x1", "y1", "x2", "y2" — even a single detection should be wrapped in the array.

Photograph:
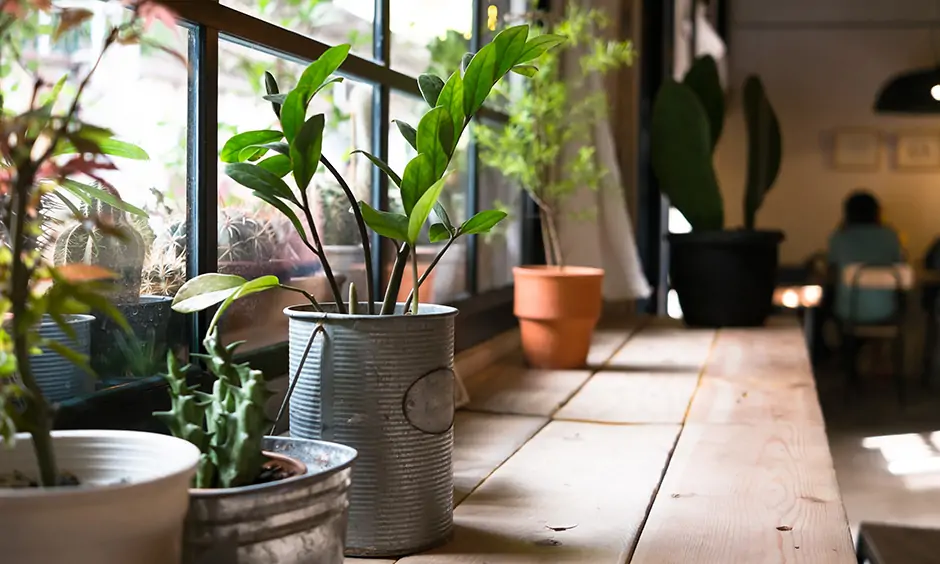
[
  {"x1": 33, "y1": 314, "x2": 94, "y2": 401},
  {"x1": 182, "y1": 436, "x2": 357, "y2": 564},
  {"x1": 286, "y1": 303, "x2": 458, "y2": 558}
]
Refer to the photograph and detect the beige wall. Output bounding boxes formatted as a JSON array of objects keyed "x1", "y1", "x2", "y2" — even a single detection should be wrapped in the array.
[{"x1": 717, "y1": 0, "x2": 940, "y2": 264}]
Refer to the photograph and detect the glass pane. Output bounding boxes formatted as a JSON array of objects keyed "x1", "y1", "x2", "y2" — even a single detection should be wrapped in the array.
[
  {"x1": 477, "y1": 165, "x2": 520, "y2": 292},
  {"x1": 221, "y1": 0, "x2": 374, "y2": 60},
  {"x1": 388, "y1": 90, "x2": 468, "y2": 304},
  {"x1": 7, "y1": 3, "x2": 191, "y2": 389},
  {"x1": 219, "y1": 40, "x2": 374, "y2": 350},
  {"x1": 390, "y1": 0, "x2": 472, "y2": 77}
]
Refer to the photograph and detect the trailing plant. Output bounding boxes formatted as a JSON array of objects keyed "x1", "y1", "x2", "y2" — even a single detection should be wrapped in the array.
[
  {"x1": 155, "y1": 275, "x2": 275, "y2": 488},
  {"x1": 650, "y1": 54, "x2": 782, "y2": 231},
  {"x1": 52, "y1": 184, "x2": 149, "y2": 304},
  {"x1": 0, "y1": 0, "x2": 180, "y2": 487},
  {"x1": 475, "y1": 4, "x2": 634, "y2": 268},
  {"x1": 188, "y1": 25, "x2": 565, "y2": 317}
]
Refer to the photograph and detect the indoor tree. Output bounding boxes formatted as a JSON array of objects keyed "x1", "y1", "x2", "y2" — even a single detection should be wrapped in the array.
[{"x1": 475, "y1": 3, "x2": 634, "y2": 267}]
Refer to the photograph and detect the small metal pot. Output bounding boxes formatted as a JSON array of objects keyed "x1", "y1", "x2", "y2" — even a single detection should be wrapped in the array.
[
  {"x1": 32, "y1": 314, "x2": 94, "y2": 401},
  {"x1": 182, "y1": 436, "x2": 357, "y2": 564}
]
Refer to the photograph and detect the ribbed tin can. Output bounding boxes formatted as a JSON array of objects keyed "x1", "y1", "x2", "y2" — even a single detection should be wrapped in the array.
[
  {"x1": 286, "y1": 303, "x2": 457, "y2": 558},
  {"x1": 183, "y1": 436, "x2": 357, "y2": 564},
  {"x1": 33, "y1": 314, "x2": 94, "y2": 401}
]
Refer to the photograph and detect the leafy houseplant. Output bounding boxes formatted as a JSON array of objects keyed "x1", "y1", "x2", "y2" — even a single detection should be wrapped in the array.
[
  {"x1": 651, "y1": 54, "x2": 784, "y2": 327},
  {"x1": 0, "y1": 3, "x2": 200, "y2": 563},
  {"x1": 178, "y1": 25, "x2": 565, "y2": 557},
  {"x1": 475, "y1": 4, "x2": 634, "y2": 369}
]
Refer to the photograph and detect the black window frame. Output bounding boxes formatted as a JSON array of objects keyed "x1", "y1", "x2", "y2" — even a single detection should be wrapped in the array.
[{"x1": 56, "y1": 0, "x2": 538, "y2": 429}]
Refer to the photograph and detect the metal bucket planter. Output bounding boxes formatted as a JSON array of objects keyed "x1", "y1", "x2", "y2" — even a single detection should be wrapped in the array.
[
  {"x1": 182, "y1": 436, "x2": 357, "y2": 564},
  {"x1": 286, "y1": 303, "x2": 458, "y2": 558},
  {"x1": 32, "y1": 314, "x2": 94, "y2": 401}
]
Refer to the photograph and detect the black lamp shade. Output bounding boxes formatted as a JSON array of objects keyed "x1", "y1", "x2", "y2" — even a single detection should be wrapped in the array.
[{"x1": 875, "y1": 67, "x2": 940, "y2": 113}]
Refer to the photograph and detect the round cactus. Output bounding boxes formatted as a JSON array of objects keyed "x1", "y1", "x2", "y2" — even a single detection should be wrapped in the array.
[{"x1": 52, "y1": 185, "x2": 146, "y2": 304}]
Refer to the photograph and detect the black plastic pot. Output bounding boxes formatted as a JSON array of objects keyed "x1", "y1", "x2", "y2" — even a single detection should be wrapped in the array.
[{"x1": 669, "y1": 230, "x2": 784, "y2": 327}]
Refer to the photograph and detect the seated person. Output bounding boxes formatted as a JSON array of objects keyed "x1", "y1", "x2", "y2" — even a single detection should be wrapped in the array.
[{"x1": 827, "y1": 190, "x2": 904, "y2": 324}]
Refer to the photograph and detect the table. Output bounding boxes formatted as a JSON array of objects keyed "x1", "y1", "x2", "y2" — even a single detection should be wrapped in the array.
[{"x1": 348, "y1": 317, "x2": 855, "y2": 564}]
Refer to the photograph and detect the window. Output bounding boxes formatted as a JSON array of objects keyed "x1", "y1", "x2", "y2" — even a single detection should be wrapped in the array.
[{"x1": 29, "y1": 0, "x2": 533, "y2": 423}]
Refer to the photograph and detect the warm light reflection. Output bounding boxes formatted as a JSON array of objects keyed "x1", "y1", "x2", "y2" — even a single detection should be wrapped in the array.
[
  {"x1": 863, "y1": 432, "x2": 940, "y2": 490},
  {"x1": 772, "y1": 285, "x2": 823, "y2": 308},
  {"x1": 931, "y1": 84, "x2": 940, "y2": 101},
  {"x1": 487, "y1": 5, "x2": 498, "y2": 31}
]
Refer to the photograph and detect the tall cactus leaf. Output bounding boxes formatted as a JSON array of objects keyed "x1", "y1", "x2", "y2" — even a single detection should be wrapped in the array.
[
  {"x1": 742, "y1": 75, "x2": 781, "y2": 230},
  {"x1": 651, "y1": 80, "x2": 724, "y2": 231},
  {"x1": 683, "y1": 55, "x2": 725, "y2": 151}
]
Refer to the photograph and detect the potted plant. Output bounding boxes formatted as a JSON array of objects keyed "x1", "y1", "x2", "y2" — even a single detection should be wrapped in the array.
[
  {"x1": 178, "y1": 26, "x2": 565, "y2": 557},
  {"x1": 157, "y1": 277, "x2": 357, "y2": 564},
  {"x1": 475, "y1": 4, "x2": 635, "y2": 369},
  {"x1": 51, "y1": 183, "x2": 173, "y2": 380},
  {"x1": 0, "y1": 3, "x2": 201, "y2": 563},
  {"x1": 651, "y1": 55, "x2": 783, "y2": 327}
]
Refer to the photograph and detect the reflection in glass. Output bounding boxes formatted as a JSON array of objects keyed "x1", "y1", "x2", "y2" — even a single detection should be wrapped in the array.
[
  {"x1": 218, "y1": 40, "x2": 373, "y2": 350},
  {"x1": 390, "y1": 0, "x2": 471, "y2": 76},
  {"x1": 222, "y1": 0, "x2": 374, "y2": 59},
  {"x1": 5, "y1": 3, "x2": 191, "y2": 384},
  {"x1": 477, "y1": 165, "x2": 520, "y2": 292}
]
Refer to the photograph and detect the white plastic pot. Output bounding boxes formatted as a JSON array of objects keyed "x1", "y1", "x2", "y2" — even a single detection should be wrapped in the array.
[{"x1": 0, "y1": 430, "x2": 200, "y2": 564}]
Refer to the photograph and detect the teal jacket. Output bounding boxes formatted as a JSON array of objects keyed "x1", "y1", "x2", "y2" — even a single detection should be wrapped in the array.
[{"x1": 828, "y1": 225, "x2": 903, "y2": 324}]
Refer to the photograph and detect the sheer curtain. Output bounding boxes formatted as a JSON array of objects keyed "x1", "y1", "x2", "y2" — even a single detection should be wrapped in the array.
[{"x1": 555, "y1": 0, "x2": 651, "y2": 301}]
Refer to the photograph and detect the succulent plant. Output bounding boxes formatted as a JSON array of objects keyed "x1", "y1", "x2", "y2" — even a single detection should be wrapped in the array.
[
  {"x1": 52, "y1": 184, "x2": 147, "y2": 304},
  {"x1": 218, "y1": 210, "x2": 278, "y2": 264},
  {"x1": 154, "y1": 290, "x2": 273, "y2": 489}
]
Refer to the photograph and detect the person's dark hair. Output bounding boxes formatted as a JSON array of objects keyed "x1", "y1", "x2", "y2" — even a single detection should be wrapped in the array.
[{"x1": 843, "y1": 190, "x2": 880, "y2": 226}]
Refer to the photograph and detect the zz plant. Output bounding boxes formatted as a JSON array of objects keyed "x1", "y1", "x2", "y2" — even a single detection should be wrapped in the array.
[{"x1": 184, "y1": 25, "x2": 565, "y2": 317}]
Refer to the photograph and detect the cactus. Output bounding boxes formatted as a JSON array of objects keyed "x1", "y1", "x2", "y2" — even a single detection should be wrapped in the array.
[
  {"x1": 218, "y1": 211, "x2": 278, "y2": 265},
  {"x1": 651, "y1": 55, "x2": 781, "y2": 232},
  {"x1": 155, "y1": 326, "x2": 273, "y2": 489},
  {"x1": 52, "y1": 185, "x2": 147, "y2": 303},
  {"x1": 742, "y1": 76, "x2": 782, "y2": 230}
]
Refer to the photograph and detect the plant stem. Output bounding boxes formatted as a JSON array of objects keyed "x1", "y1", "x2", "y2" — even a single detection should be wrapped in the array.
[
  {"x1": 381, "y1": 243, "x2": 410, "y2": 315},
  {"x1": 10, "y1": 170, "x2": 57, "y2": 487},
  {"x1": 410, "y1": 243, "x2": 419, "y2": 315},
  {"x1": 320, "y1": 155, "x2": 374, "y2": 314},
  {"x1": 278, "y1": 284, "x2": 323, "y2": 312},
  {"x1": 297, "y1": 189, "x2": 346, "y2": 313},
  {"x1": 544, "y1": 209, "x2": 564, "y2": 268},
  {"x1": 403, "y1": 235, "x2": 456, "y2": 311}
]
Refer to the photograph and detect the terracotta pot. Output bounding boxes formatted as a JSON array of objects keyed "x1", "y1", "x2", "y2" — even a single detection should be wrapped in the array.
[{"x1": 513, "y1": 266, "x2": 604, "y2": 369}]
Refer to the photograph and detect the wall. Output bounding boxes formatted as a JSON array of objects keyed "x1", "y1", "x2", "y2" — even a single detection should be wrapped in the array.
[{"x1": 717, "y1": 0, "x2": 940, "y2": 264}]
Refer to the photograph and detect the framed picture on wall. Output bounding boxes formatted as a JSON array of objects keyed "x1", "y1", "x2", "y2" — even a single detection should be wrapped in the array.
[
  {"x1": 832, "y1": 128, "x2": 881, "y2": 171},
  {"x1": 895, "y1": 130, "x2": 940, "y2": 170}
]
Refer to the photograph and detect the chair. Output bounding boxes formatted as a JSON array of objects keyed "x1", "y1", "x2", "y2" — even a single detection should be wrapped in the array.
[{"x1": 840, "y1": 263, "x2": 913, "y2": 403}]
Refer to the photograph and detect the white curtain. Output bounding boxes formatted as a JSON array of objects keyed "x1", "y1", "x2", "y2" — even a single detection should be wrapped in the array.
[{"x1": 555, "y1": 0, "x2": 651, "y2": 301}]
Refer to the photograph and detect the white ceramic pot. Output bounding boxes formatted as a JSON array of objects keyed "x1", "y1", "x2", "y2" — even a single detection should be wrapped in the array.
[{"x1": 0, "y1": 430, "x2": 200, "y2": 564}]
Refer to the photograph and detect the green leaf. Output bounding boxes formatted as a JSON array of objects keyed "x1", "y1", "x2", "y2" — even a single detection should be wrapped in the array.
[
  {"x1": 462, "y1": 44, "x2": 496, "y2": 117},
  {"x1": 515, "y1": 34, "x2": 567, "y2": 64},
  {"x1": 297, "y1": 44, "x2": 350, "y2": 95},
  {"x1": 257, "y1": 154, "x2": 292, "y2": 177},
  {"x1": 400, "y1": 153, "x2": 435, "y2": 215},
  {"x1": 264, "y1": 71, "x2": 281, "y2": 118},
  {"x1": 510, "y1": 64, "x2": 538, "y2": 77},
  {"x1": 290, "y1": 114, "x2": 325, "y2": 192},
  {"x1": 55, "y1": 134, "x2": 149, "y2": 160},
  {"x1": 220, "y1": 130, "x2": 284, "y2": 163},
  {"x1": 59, "y1": 179, "x2": 148, "y2": 218},
  {"x1": 262, "y1": 93, "x2": 288, "y2": 104},
  {"x1": 683, "y1": 55, "x2": 725, "y2": 150},
  {"x1": 226, "y1": 162, "x2": 298, "y2": 205},
  {"x1": 429, "y1": 223, "x2": 451, "y2": 243},
  {"x1": 172, "y1": 274, "x2": 247, "y2": 313},
  {"x1": 353, "y1": 150, "x2": 402, "y2": 187},
  {"x1": 416, "y1": 106, "x2": 454, "y2": 172},
  {"x1": 359, "y1": 202, "x2": 409, "y2": 241},
  {"x1": 217, "y1": 275, "x2": 281, "y2": 320},
  {"x1": 393, "y1": 120, "x2": 417, "y2": 150},
  {"x1": 437, "y1": 71, "x2": 466, "y2": 138},
  {"x1": 492, "y1": 25, "x2": 529, "y2": 76},
  {"x1": 461, "y1": 52, "x2": 474, "y2": 74},
  {"x1": 460, "y1": 209, "x2": 508, "y2": 234},
  {"x1": 280, "y1": 87, "x2": 308, "y2": 144},
  {"x1": 418, "y1": 73, "x2": 445, "y2": 107},
  {"x1": 311, "y1": 76, "x2": 344, "y2": 99},
  {"x1": 432, "y1": 202, "x2": 455, "y2": 233},
  {"x1": 408, "y1": 173, "x2": 450, "y2": 244}
]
